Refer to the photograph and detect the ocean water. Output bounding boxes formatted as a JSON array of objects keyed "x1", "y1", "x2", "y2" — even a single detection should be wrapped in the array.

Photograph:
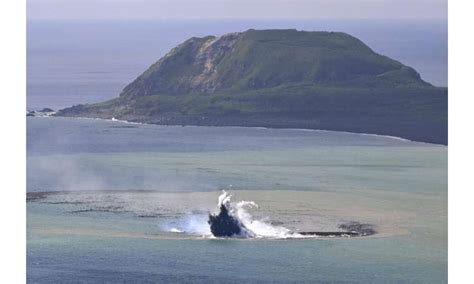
[
  {"x1": 27, "y1": 19, "x2": 447, "y2": 110},
  {"x1": 27, "y1": 117, "x2": 447, "y2": 283},
  {"x1": 27, "y1": 19, "x2": 447, "y2": 283}
]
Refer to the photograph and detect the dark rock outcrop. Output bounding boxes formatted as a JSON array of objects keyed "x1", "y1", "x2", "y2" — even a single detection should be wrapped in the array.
[{"x1": 208, "y1": 203, "x2": 244, "y2": 237}]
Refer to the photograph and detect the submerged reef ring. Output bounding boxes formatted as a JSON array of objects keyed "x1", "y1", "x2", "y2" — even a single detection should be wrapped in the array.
[
  {"x1": 298, "y1": 222, "x2": 376, "y2": 237},
  {"x1": 26, "y1": 191, "x2": 377, "y2": 239}
]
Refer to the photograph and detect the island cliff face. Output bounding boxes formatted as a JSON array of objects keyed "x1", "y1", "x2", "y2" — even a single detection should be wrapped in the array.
[{"x1": 57, "y1": 29, "x2": 447, "y2": 144}]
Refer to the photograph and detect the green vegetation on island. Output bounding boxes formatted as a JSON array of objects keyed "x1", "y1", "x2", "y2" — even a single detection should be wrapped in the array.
[{"x1": 57, "y1": 29, "x2": 447, "y2": 144}]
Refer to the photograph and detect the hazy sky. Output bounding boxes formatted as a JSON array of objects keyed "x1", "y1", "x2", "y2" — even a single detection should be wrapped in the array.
[{"x1": 28, "y1": 0, "x2": 447, "y2": 20}]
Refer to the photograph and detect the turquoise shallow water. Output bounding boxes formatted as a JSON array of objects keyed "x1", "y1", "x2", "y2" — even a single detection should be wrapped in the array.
[
  {"x1": 28, "y1": 236, "x2": 445, "y2": 283},
  {"x1": 27, "y1": 117, "x2": 447, "y2": 283},
  {"x1": 27, "y1": 117, "x2": 442, "y2": 193}
]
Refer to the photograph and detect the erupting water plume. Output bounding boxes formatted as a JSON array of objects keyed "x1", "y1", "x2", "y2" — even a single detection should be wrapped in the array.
[{"x1": 208, "y1": 191, "x2": 298, "y2": 238}]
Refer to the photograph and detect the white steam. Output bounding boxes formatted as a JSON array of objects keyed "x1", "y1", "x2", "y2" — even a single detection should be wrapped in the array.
[{"x1": 162, "y1": 214, "x2": 212, "y2": 236}]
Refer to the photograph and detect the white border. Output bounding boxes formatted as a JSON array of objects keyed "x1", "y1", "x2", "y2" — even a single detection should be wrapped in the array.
[
  {"x1": 5, "y1": 0, "x2": 473, "y2": 282},
  {"x1": 449, "y1": 0, "x2": 474, "y2": 283},
  {"x1": 0, "y1": 0, "x2": 26, "y2": 282}
]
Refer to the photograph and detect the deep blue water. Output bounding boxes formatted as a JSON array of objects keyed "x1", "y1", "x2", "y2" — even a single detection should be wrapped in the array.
[
  {"x1": 27, "y1": 117, "x2": 418, "y2": 157},
  {"x1": 27, "y1": 19, "x2": 447, "y2": 110}
]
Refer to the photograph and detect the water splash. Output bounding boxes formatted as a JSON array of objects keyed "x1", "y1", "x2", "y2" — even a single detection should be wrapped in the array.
[{"x1": 208, "y1": 191, "x2": 302, "y2": 238}]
